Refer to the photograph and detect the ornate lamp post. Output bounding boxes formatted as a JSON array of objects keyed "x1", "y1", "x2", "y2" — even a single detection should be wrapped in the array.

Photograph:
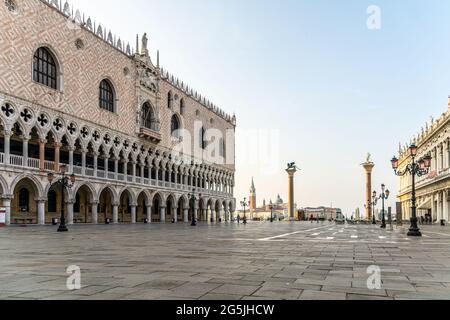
[
  {"x1": 391, "y1": 144, "x2": 432, "y2": 237},
  {"x1": 47, "y1": 164, "x2": 76, "y2": 232},
  {"x1": 240, "y1": 198, "x2": 249, "y2": 224},
  {"x1": 269, "y1": 200, "x2": 274, "y2": 223},
  {"x1": 377, "y1": 184, "x2": 390, "y2": 229},
  {"x1": 366, "y1": 191, "x2": 378, "y2": 225},
  {"x1": 188, "y1": 188, "x2": 201, "y2": 226}
]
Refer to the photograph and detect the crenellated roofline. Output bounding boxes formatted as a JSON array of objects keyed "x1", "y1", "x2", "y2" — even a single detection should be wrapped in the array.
[{"x1": 38, "y1": 0, "x2": 237, "y2": 126}]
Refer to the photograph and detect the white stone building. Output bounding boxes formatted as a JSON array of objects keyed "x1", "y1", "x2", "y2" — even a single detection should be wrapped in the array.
[
  {"x1": 397, "y1": 98, "x2": 450, "y2": 223},
  {"x1": 0, "y1": 0, "x2": 236, "y2": 226}
]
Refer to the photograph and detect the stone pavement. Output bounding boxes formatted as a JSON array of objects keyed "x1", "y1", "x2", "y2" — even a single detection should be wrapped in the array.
[{"x1": 1, "y1": 221, "x2": 450, "y2": 300}]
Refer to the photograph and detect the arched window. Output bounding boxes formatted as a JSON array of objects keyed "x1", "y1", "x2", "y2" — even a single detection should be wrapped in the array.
[
  {"x1": 168, "y1": 91, "x2": 173, "y2": 109},
  {"x1": 219, "y1": 138, "x2": 226, "y2": 158},
  {"x1": 33, "y1": 47, "x2": 58, "y2": 89},
  {"x1": 19, "y1": 188, "x2": 29, "y2": 212},
  {"x1": 141, "y1": 102, "x2": 156, "y2": 130},
  {"x1": 48, "y1": 190, "x2": 57, "y2": 213},
  {"x1": 200, "y1": 126, "x2": 206, "y2": 149},
  {"x1": 74, "y1": 193, "x2": 81, "y2": 213},
  {"x1": 180, "y1": 99, "x2": 185, "y2": 115},
  {"x1": 99, "y1": 79, "x2": 115, "y2": 112},
  {"x1": 171, "y1": 115, "x2": 180, "y2": 138}
]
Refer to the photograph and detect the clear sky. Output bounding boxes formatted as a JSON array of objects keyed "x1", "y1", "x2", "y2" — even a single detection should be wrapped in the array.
[{"x1": 70, "y1": 0, "x2": 450, "y2": 215}]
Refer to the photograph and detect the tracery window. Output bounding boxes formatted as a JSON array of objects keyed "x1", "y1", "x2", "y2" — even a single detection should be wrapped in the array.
[{"x1": 33, "y1": 47, "x2": 58, "y2": 89}]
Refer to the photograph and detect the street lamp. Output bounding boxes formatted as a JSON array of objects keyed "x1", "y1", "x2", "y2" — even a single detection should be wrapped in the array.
[
  {"x1": 188, "y1": 188, "x2": 201, "y2": 226},
  {"x1": 240, "y1": 198, "x2": 249, "y2": 224},
  {"x1": 391, "y1": 144, "x2": 432, "y2": 237},
  {"x1": 47, "y1": 164, "x2": 76, "y2": 232},
  {"x1": 366, "y1": 190, "x2": 378, "y2": 225},
  {"x1": 269, "y1": 200, "x2": 274, "y2": 223},
  {"x1": 377, "y1": 184, "x2": 390, "y2": 229}
]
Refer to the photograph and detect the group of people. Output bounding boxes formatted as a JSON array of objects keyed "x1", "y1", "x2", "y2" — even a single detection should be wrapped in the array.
[
  {"x1": 236, "y1": 215, "x2": 247, "y2": 224},
  {"x1": 420, "y1": 213, "x2": 433, "y2": 225}
]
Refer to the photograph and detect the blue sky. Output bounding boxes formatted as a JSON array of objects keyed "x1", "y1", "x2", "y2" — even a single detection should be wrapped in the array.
[{"x1": 70, "y1": 0, "x2": 450, "y2": 215}]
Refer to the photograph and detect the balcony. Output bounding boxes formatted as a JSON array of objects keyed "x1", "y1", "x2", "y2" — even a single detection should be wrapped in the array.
[
  {"x1": 0, "y1": 152, "x2": 233, "y2": 199},
  {"x1": 139, "y1": 123, "x2": 161, "y2": 144}
]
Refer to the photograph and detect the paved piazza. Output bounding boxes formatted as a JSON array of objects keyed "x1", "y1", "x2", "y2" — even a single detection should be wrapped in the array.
[{"x1": 1, "y1": 222, "x2": 450, "y2": 300}]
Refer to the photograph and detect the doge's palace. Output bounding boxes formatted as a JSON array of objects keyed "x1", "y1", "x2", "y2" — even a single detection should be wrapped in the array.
[{"x1": 0, "y1": 0, "x2": 236, "y2": 226}]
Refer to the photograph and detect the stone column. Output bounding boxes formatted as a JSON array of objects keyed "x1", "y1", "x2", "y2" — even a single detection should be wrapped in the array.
[
  {"x1": 112, "y1": 203, "x2": 119, "y2": 224},
  {"x1": 114, "y1": 157, "x2": 119, "y2": 180},
  {"x1": 104, "y1": 156, "x2": 109, "y2": 175},
  {"x1": 22, "y1": 137, "x2": 29, "y2": 167},
  {"x1": 444, "y1": 190, "x2": 449, "y2": 222},
  {"x1": 131, "y1": 205, "x2": 137, "y2": 224},
  {"x1": 124, "y1": 161, "x2": 128, "y2": 181},
  {"x1": 93, "y1": 152, "x2": 98, "y2": 177},
  {"x1": 146, "y1": 205, "x2": 152, "y2": 223},
  {"x1": 141, "y1": 163, "x2": 145, "y2": 181},
  {"x1": 68, "y1": 146, "x2": 74, "y2": 173},
  {"x1": 37, "y1": 199, "x2": 46, "y2": 225},
  {"x1": 286, "y1": 165, "x2": 298, "y2": 220},
  {"x1": 362, "y1": 159, "x2": 375, "y2": 221},
  {"x1": 173, "y1": 207, "x2": 178, "y2": 223},
  {"x1": 2, "y1": 196, "x2": 12, "y2": 225},
  {"x1": 218, "y1": 209, "x2": 223, "y2": 222},
  {"x1": 194, "y1": 208, "x2": 198, "y2": 220},
  {"x1": 3, "y1": 130, "x2": 11, "y2": 165},
  {"x1": 132, "y1": 161, "x2": 137, "y2": 183},
  {"x1": 160, "y1": 206, "x2": 166, "y2": 222},
  {"x1": 39, "y1": 139, "x2": 46, "y2": 171},
  {"x1": 438, "y1": 192, "x2": 443, "y2": 222},
  {"x1": 81, "y1": 148, "x2": 87, "y2": 176},
  {"x1": 66, "y1": 201, "x2": 74, "y2": 225},
  {"x1": 209, "y1": 209, "x2": 215, "y2": 222},
  {"x1": 184, "y1": 208, "x2": 189, "y2": 223},
  {"x1": 91, "y1": 202, "x2": 98, "y2": 224},
  {"x1": 54, "y1": 142, "x2": 61, "y2": 172}
]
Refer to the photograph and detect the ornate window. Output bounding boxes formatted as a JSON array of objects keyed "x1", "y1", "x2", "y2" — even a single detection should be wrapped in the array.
[
  {"x1": 200, "y1": 126, "x2": 206, "y2": 149},
  {"x1": 99, "y1": 79, "x2": 115, "y2": 112},
  {"x1": 33, "y1": 47, "x2": 58, "y2": 90},
  {"x1": 180, "y1": 99, "x2": 185, "y2": 115},
  {"x1": 168, "y1": 91, "x2": 173, "y2": 109},
  {"x1": 19, "y1": 188, "x2": 29, "y2": 212},
  {"x1": 171, "y1": 115, "x2": 180, "y2": 138},
  {"x1": 5, "y1": 0, "x2": 16, "y2": 12},
  {"x1": 219, "y1": 138, "x2": 226, "y2": 158},
  {"x1": 141, "y1": 102, "x2": 156, "y2": 130}
]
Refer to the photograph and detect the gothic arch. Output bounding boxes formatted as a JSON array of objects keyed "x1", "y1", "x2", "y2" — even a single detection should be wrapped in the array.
[
  {"x1": 71, "y1": 181, "x2": 97, "y2": 203},
  {"x1": 10, "y1": 174, "x2": 44, "y2": 199}
]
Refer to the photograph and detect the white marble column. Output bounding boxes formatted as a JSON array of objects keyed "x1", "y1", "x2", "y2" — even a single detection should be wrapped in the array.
[
  {"x1": 2, "y1": 197, "x2": 11, "y2": 225},
  {"x1": 146, "y1": 206, "x2": 152, "y2": 223},
  {"x1": 66, "y1": 201, "x2": 74, "y2": 225},
  {"x1": 132, "y1": 162, "x2": 137, "y2": 183},
  {"x1": 114, "y1": 157, "x2": 119, "y2": 180},
  {"x1": 160, "y1": 206, "x2": 166, "y2": 222},
  {"x1": 68, "y1": 146, "x2": 74, "y2": 173},
  {"x1": 210, "y1": 209, "x2": 215, "y2": 222},
  {"x1": 218, "y1": 209, "x2": 223, "y2": 222},
  {"x1": 22, "y1": 137, "x2": 29, "y2": 167},
  {"x1": 37, "y1": 199, "x2": 45, "y2": 225},
  {"x1": 184, "y1": 208, "x2": 189, "y2": 223},
  {"x1": 173, "y1": 207, "x2": 178, "y2": 223},
  {"x1": 81, "y1": 148, "x2": 87, "y2": 176},
  {"x1": 93, "y1": 151, "x2": 98, "y2": 177},
  {"x1": 443, "y1": 191, "x2": 449, "y2": 222},
  {"x1": 91, "y1": 202, "x2": 98, "y2": 224},
  {"x1": 3, "y1": 131, "x2": 11, "y2": 165},
  {"x1": 131, "y1": 205, "x2": 137, "y2": 224},
  {"x1": 113, "y1": 203, "x2": 119, "y2": 224}
]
